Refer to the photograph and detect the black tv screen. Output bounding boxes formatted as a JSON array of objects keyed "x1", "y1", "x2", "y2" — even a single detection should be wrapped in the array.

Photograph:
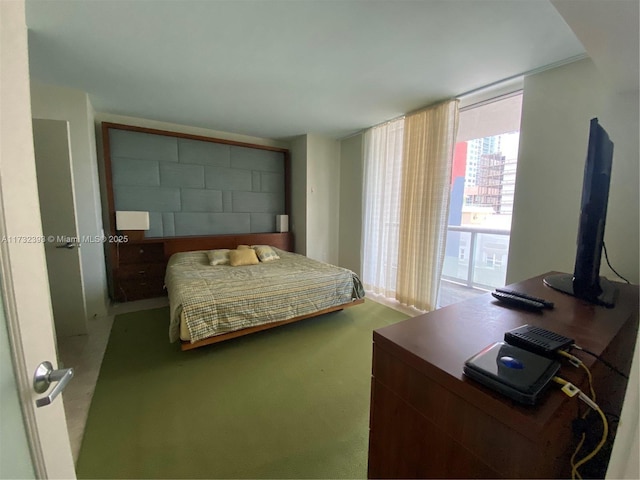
[{"x1": 544, "y1": 118, "x2": 617, "y2": 307}]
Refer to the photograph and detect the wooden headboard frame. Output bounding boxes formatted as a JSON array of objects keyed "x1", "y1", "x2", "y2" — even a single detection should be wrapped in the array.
[
  {"x1": 162, "y1": 232, "x2": 293, "y2": 258},
  {"x1": 101, "y1": 122, "x2": 292, "y2": 240}
]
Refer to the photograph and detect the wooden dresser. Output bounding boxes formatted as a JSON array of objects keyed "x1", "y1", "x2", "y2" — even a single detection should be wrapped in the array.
[{"x1": 367, "y1": 273, "x2": 638, "y2": 479}]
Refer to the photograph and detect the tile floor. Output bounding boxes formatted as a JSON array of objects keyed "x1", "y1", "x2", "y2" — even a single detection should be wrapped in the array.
[{"x1": 57, "y1": 296, "x2": 168, "y2": 463}]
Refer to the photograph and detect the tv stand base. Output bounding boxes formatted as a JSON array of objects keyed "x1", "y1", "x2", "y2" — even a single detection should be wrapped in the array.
[{"x1": 543, "y1": 273, "x2": 617, "y2": 308}]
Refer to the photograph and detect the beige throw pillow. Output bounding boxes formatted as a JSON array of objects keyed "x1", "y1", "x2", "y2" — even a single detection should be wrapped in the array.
[{"x1": 229, "y1": 248, "x2": 260, "y2": 266}]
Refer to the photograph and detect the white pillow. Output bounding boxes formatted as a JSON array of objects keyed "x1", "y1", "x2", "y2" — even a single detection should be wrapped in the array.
[
  {"x1": 253, "y1": 245, "x2": 280, "y2": 262},
  {"x1": 206, "y1": 249, "x2": 230, "y2": 266}
]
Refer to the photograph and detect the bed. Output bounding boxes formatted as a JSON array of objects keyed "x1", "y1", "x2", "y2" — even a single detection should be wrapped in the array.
[{"x1": 165, "y1": 246, "x2": 365, "y2": 350}]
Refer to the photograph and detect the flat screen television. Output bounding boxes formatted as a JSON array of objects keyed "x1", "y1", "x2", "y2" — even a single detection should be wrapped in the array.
[{"x1": 543, "y1": 118, "x2": 617, "y2": 307}]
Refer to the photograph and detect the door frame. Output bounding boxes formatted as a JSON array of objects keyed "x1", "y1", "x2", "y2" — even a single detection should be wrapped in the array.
[
  {"x1": 0, "y1": 0, "x2": 75, "y2": 477},
  {"x1": 33, "y1": 118, "x2": 89, "y2": 338}
]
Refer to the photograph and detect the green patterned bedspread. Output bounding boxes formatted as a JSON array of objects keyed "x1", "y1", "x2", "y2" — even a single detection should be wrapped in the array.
[{"x1": 165, "y1": 248, "x2": 365, "y2": 343}]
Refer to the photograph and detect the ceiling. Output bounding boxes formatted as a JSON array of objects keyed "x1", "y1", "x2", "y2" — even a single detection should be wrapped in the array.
[
  {"x1": 25, "y1": 1, "x2": 595, "y2": 140},
  {"x1": 551, "y1": 0, "x2": 639, "y2": 94}
]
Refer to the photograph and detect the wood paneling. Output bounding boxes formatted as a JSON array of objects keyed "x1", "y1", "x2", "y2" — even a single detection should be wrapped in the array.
[{"x1": 162, "y1": 232, "x2": 293, "y2": 258}]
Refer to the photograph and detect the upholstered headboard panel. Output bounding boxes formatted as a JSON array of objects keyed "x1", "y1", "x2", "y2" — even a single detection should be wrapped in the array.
[{"x1": 104, "y1": 123, "x2": 288, "y2": 238}]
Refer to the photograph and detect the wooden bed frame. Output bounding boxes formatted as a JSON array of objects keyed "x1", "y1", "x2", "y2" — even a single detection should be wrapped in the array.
[
  {"x1": 181, "y1": 299, "x2": 365, "y2": 351},
  {"x1": 165, "y1": 232, "x2": 365, "y2": 351}
]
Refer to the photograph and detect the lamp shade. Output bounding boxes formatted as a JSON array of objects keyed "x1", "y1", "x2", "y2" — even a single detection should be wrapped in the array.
[
  {"x1": 116, "y1": 211, "x2": 150, "y2": 231},
  {"x1": 276, "y1": 214, "x2": 289, "y2": 233}
]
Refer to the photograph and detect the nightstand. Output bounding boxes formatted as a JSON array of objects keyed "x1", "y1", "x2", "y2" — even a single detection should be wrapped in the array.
[{"x1": 114, "y1": 241, "x2": 166, "y2": 302}]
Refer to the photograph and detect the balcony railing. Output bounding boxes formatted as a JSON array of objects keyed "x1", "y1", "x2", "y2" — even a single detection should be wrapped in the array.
[{"x1": 440, "y1": 225, "x2": 510, "y2": 306}]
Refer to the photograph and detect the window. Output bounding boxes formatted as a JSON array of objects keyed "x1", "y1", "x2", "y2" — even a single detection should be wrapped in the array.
[{"x1": 438, "y1": 92, "x2": 523, "y2": 308}]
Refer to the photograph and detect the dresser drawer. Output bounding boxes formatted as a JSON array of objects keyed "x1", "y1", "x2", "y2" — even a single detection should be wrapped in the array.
[
  {"x1": 116, "y1": 277, "x2": 166, "y2": 302},
  {"x1": 117, "y1": 263, "x2": 166, "y2": 280},
  {"x1": 118, "y1": 242, "x2": 164, "y2": 264}
]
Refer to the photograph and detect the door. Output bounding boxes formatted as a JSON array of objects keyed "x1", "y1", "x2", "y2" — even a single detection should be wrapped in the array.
[
  {"x1": 0, "y1": 0, "x2": 76, "y2": 477},
  {"x1": 33, "y1": 119, "x2": 88, "y2": 338}
]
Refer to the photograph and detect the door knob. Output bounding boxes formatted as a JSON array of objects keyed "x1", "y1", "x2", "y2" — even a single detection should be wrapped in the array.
[
  {"x1": 55, "y1": 242, "x2": 76, "y2": 249},
  {"x1": 33, "y1": 361, "x2": 74, "y2": 408}
]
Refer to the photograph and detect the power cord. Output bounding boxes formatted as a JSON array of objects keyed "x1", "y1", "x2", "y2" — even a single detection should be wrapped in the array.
[
  {"x1": 557, "y1": 350, "x2": 596, "y2": 400},
  {"x1": 602, "y1": 241, "x2": 631, "y2": 284},
  {"x1": 557, "y1": 351, "x2": 600, "y2": 480},
  {"x1": 552, "y1": 375, "x2": 608, "y2": 480},
  {"x1": 571, "y1": 343, "x2": 629, "y2": 380}
]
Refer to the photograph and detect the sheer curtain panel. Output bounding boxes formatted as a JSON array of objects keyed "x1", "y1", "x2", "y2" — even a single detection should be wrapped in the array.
[
  {"x1": 361, "y1": 118, "x2": 405, "y2": 297},
  {"x1": 396, "y1": 100, "x2": 459, "y2": 311}
]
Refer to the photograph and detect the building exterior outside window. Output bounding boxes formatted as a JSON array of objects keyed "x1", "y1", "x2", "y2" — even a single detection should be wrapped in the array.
[{"x1": 438, "y1": 92, "x2": 523, "y2": 308}]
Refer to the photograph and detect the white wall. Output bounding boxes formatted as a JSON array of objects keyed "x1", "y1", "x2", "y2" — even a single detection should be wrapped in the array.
[
  {"x1": 306, "y1": 135, "x2": 340, "y2": 264},
  {"x1": 606, "y1": 336, "x2": 639, "y2": 479},
  {"x1": 507, "y1": 58, "x2": 639, "y2": 285},
  {"x1": 338, "y1": 133, "x2": 364, "y2": 275},
  {"x1": 288, "y1": 134, "x2": 341, "y2": 263},
  {"x1": 30, "y1": 81, "x2": 109, "y2": 320},
  {"x1": 508, "y1": 58, "x2": 639, "y2": 480},
  {"x1": 289, "y1": 135, "x2": 308, "y2": 255}
]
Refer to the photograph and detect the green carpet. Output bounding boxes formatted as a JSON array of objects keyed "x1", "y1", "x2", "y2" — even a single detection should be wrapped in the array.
[{"x1": 76, "y1": 300, "x2": 408, "y2": 479}]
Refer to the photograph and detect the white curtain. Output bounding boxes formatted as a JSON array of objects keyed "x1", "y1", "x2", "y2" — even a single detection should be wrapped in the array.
[
  {"x1": 361, "y1": 117, "x2": 405, "y2": 297},
  {"x1": 396, "y1": 100, "x2": 459, "y2": 311},
  {"x1": 362, "y1": 100, "x2": 459, "y2": 310}
]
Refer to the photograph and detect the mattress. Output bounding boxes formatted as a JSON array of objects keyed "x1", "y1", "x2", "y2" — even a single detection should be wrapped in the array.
[{"x1": 165, "y1": 248, "x2": 365, "y2": 343}]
